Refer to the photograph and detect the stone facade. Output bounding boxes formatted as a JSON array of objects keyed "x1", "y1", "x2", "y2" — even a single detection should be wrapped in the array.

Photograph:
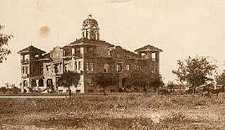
[{"x1": 18, "y1": 15, "x2": 162, "y2": 93}]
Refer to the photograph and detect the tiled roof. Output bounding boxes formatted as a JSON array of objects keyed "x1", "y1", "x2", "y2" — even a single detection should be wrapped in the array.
[
  {"x1": 135, "y1": 45, "x2": 163, "y2": 52},
  {"x1": 64, "y1": 38, "x2": 114, "y2": 48},
  {"x1": 17, "y1": 45, "x2": 46, "y2": 54}
]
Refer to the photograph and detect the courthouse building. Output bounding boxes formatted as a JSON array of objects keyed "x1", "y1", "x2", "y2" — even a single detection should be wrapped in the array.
[{"x1": 18, "y1": 15, "x2": 162, "y2": 93}]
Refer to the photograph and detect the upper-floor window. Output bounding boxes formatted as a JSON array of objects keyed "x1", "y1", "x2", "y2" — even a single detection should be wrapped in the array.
[
  {"x1": 107, "y1": 48, "x2": 111, "y2": 56},
  {"x1": 22, "y1": 66, "x2": 29, "y2": 74},
  {"x1": 126, "y1": 65, "x2": 130, "y2": 71},
  {"x1": 141, "y1": 53, "x2": 146, "y2": 58},
  {"x1": 90, "y1": 63, "x2": 94, "y2": 71},
  {"x1": 40, "y1": 65, "x2": 43, "y2": 74},
  {"x1": 64, "y1": 63, "x2": 69, "y2": 72},
  {"x1": 86, "y1": 63, "x2": 94, "y2": 71},
  {"x1": 152, "y1": 53, "x2": 156, "y2": 61},
  {"x1": 35, "y1": 54, "x2": 39, "y2": 58},
  {"x1": 74, "y1": 61, "x2": 77, "y2": 71},
  {"x1": 23, "y1": 54, "x2": 30, "y2": 62},
  {"x1": 54, "y1": 64, "x2": 60, "y2": 73},
  {"x1": 72, "y1": 48, "x2": 75, "y2": 55},
  {"x1": 116, "y1": 63, "x2": 123, "y2": 72},
  {"x1": 75, "y1": 48, "x2": 80, "y2": 55},
  {"x1": 46, "y1": 65, "x2": 51, "y2": 72},
  {"x1": 22, "y1": 67, "x2": 25, "y2": 74},
  {"x1": 78, "y1": 61, "x2": 81, "y2": 70},
  {"x1": 63, "y1": 49, "x2": 71, "y2": 56},
  {"x1": 104, "y1": 64, "x2": 110, "y2": 72}
]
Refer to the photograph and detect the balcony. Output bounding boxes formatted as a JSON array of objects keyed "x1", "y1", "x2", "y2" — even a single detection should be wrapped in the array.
[
  {"x1": 22, "y1": 73, "x2": 29, "y2": 78},
  {"x1": 72, "y1": 53, "x2": 82, "y2": 58},
  {"x1": 21, "y1": 59, "x2": 29, "y2": 64},
  {"x1": 84, "y1": 52, "x2": 97, "y2": 58}
]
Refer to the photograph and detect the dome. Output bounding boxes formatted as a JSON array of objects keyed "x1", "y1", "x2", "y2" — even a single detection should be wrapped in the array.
[
  {"x1": 82, "y1": 15, "x2": 98, "y2": 28},
  {"x1": 81, "y1": 15, "x2": 100, "y2": 40}
]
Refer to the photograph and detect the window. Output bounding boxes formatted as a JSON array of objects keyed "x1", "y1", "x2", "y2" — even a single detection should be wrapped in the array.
[
  {"x1": 74, "y1": 61, "x2": 77, "y2": 71},
  {"x1": 64, "y1": 49, "x2": 70, "y2": 56},
  {"x1": 104, "y1": 64, "x2": 110, "y2": 72},
  {"x1": 116, "y1": 63, "x2": 123, "y2": 72},
  {"x1": 22, "y1": 67, "x2": 25, "y2": 74},
  {"x1": 126, "y1": 65, "x2": 130, "y2": 70},
  {"x1": 64, "y1": 63, "x2": 68, "y2": 72},
  {"x1": 22, "y1": 66, "x2": 28, "y2": 74},
  {"x1": 56, "y1": 77, "x2": 60, "y2": 87},
  {"x1": 90, "y1": 63, "x2": 94, "y2": 71},
  {"x1": 86, "y1": 63, "x2": 94, "y2": 71},
  {"x1": 38, "y1": 79, "x2": 44, "y2": 87},
  {"x1": 46, "y1": 65, "x2": 51, "y2": 72},
  {"x1": 72, "y1": 48, "x2": 75, "y2": 55},
  {"x1": 24, "y1": 54, "x2": 29, "y2": 61},
  {"x1": 54, "y1": 64, "x2": 59, "y2": 73},
  {"x1": 76, "y1": 90, "x2": 81, "y2": 93},
  {"x1": 35, "y1": 54, "x2": 39, "y2": 58},
  {"x1": 47, "y1": 79, "x2": 53, "y2": 87},
  {"x1": 152, "y1": 53, "x2": 156, "y2": 61},
  {"x1": 141, "y1": 53, "x2": 146, "y2": 58},
  {"x1": 75, "y1": 48, "x2": 80, "y2": 56},
  {"x1": 40, "y1": 66, "x2": 43, "y2": 74},
  {"x1": 107, "y1": 49, "x2": 111, "y2": 56},
  {"x1": 78, "y1": 61, "x2": 81, "y2": 70},
  {"x1": 23, "y1": 80, "x2": 28, "y2": 87},
  {"x1": 25, "y1": 67, "x2": 28, "y2": 74},
  {"x1": 31, "y1": 80, "x2": 37, "y2": 87}
]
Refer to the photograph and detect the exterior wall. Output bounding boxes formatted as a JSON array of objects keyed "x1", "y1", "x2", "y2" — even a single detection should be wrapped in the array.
[
  {"x1": 19, "y1": 46, "x2": 161, "y2": 94},
  {"x1": 19, "y1": 43, "x2": 161, "y2": 94}
]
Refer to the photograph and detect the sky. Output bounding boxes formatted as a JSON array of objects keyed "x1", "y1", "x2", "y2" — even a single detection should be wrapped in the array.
[{"x1": 1, "y1": 0, "x2": 225, "y2": 86}]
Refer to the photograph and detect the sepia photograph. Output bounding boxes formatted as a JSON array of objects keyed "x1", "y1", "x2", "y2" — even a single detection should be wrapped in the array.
[{"x1": 1, "y1": 0, "x2": 225, "y2": 129}]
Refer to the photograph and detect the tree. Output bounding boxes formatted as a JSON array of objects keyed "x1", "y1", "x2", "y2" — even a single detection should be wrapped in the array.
[
  {"x1": 216, "y1": 70, "x2": 225, "y2": 86},
  {"x1": 93, "y1": 73, "x2": 118, "y2": 94},
  {"x1": 166, "y1": 81, "x2": 176, "y2": 93},
  {"x1": 149, "y1": 76, "x2": 164, "y2": 92},
  {"x1": 58, "y1": 71, "x2": 80, "y2": 96},
  {"x1": 0, "y1": 25, "x2": 13, "y2": 63},
  {"x1": 0, "y1": 87, "x2": 7, "y2": 94},
  {"x1": 123, "y1": 70, "x2": 163, "y2": 92},
  {"x1": 172, "y1": 56, "x2": 217, "y2": 94}
]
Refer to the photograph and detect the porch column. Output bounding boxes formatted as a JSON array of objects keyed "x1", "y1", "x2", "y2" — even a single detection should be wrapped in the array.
[{"x1": 36, "y1": 80, "x2": 39, "y2": 89}]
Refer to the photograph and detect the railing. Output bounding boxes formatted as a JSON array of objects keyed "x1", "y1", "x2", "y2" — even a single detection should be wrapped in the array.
[
  {"x1": 22, "y1": 73, "x2": 28, "y2": 78},
  {"x1": 21, "y1": 59, "x2": 29, "y2": 63}
]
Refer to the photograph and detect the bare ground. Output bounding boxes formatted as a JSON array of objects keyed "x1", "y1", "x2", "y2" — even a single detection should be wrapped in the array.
[{"x1": 0, "y1": 93, "x2": 225, "y2": 130}]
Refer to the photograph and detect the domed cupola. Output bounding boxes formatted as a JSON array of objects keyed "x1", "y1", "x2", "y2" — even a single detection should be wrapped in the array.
[{"x1": 82, "y1": 15, "x2": 100, "y2": 40}]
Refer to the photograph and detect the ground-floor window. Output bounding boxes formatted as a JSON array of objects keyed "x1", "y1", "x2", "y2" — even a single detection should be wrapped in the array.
[
  {"x1": 76, "y1": 90, "x2": 81, "y2": 93},
  {"x1": 31, "y1": 80, "x2": 37, "y2": 87},
  {"x1": 39, "y1": 79, "x2": 44, "y2": 87},
  {"x1": 47, "y1": 79, "x2": 53, "y2": 87},
  {"x1": 23, "y1": 80, "x2": 28, "y2": 87}
]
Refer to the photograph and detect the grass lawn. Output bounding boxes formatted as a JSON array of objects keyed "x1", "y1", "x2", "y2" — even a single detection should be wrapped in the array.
[{"x1": 0, "y1": 93, "x2": 225, "y2": 129}]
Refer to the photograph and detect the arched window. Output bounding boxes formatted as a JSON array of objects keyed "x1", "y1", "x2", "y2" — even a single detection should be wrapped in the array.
[
  {"x1": 116, "y1": 63, "x2": 123, "y2": 72},
  {"x1": 23, "y1": 80, "x2": 28, "y2": 87},
  {"x1": 104, "y1": 64, "x2": 110, "y2": 72}
]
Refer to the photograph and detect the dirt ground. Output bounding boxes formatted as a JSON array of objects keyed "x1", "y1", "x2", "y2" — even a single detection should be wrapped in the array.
[{"x1": 0, "y1": 93, "x2": 225, "y2": 130}]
